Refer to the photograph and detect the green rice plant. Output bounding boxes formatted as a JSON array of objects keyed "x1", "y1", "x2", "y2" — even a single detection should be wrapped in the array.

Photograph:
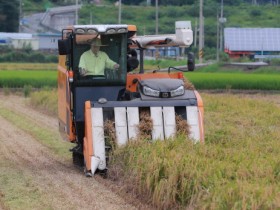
[
  {"x1": 185, "y1": 72, "x2": 280, "y2": 90},
  {"x1": 2, "y1": 65, "x2": 280, "y2": 90},
  {"x1": 110, "y1": 93, "x2": 280, "y2": 209},
  {"x1": 198, "y1": 63, "x2": 280, "y2": 74},
  {"x1": 0, "y1": 70, "x2": 57, "y2": 88}
]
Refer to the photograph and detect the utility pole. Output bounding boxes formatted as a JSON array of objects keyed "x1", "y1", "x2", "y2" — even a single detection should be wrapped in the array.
[
  {"x1": 220, "y1": 0, "x2": 223, "y2": 51},
  {"x1": 219, "y1": 0, "x2": 226, "y2": 52},
  {"x1": 75, "y1": 0, "x2": 78, "y2": 24},
  {"x1": 155, "y1": 0, "x2": 158, "y2": 34},
  {"x1": 194, "y1": 18, "x2": 197, "y2": 47},
  {"x1": 19, "y1": 0, "x2": 23, "y2": 32},
  {"x1": 155, "y1": 0, "x2": 159, "y2": 59},
  {"x1": 216, "y1": 11, "x2": 219, "y2": 62},
  {"x1": 199, "y1": 0, "x2": 204, "y2": 63},
  {"x1": 118, "y1": 0, "x2": 122, "y2": 24},
  {"x1": 90, "y1": 11, "x2": 92, "y2": 24}
]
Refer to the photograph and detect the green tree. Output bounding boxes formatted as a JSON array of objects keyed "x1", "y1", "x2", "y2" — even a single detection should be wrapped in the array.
[{"x1": 0, "y1": 0, "x2": 19, "y2": 32}]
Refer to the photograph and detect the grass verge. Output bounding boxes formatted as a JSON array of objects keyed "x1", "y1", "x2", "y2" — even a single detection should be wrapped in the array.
[
  {"x1": 0, "y1": 165, "x2": 52, "y2": 210},
  {"x1": 0, "y1": 105, "x2": 71, "y2": 159},
  {"x1": 0, "y1": 102, "x2": 71, "y2": 209}
]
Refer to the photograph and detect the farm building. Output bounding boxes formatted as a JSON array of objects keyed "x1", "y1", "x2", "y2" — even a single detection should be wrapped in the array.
[
  {"x1": 0, "y1": 32, "x2": 60, "y2": 50},
  {"x1": 224, "y1": 28, "x2": 280, "y2": 59},
  {"x1": 35, "y1": 33, "x2": 60, "y2": 50},
  {"x1": 0, "y1": 33, "x2": 38, "y2": 50}
]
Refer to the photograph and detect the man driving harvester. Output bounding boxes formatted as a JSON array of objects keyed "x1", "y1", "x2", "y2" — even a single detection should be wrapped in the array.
[{"x1": 79, "y1": 38, "x2": 120, "y2": 77}]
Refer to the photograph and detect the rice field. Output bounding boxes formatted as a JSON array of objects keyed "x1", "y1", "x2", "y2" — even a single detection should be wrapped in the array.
[
  {"x1": 0, "y1": 70, "x2": 57, "y2": 88},
  {"x1": 1, "y1": 64, "x2": 280, "y2": 209},
  {"x1": 1, "y1": 69, "x2": 280, "y2": 91},
  {"x1": 1, "y1": 62, "x2": 280, "y2": 90},
  {"x1": 110, "y1": 93, "x2": 280, "y2": 209},
  {"x1": 28, "y1": 89, "x2": 280, "y2": 209},
  {"x1": 0, "y1": 63, "x2": 56, "y2": 71},
  {"x1": 185, "y1": 72, "x2": 280, "y2": 90}
]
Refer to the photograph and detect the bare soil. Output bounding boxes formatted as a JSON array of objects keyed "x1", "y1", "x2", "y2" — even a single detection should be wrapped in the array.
[{"x1": 0, "y1": 94, "x2": 146, "y2": 210}]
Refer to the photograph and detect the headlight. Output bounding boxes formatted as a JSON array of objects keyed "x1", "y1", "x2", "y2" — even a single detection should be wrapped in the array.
[
  {"x1": 143, "y1": 86, "x2": 160, "y2": 97},
  {"x1": 75, "y1": 28, "x2": 85, "y2": 34},
  {"x1": 106, "y1": 28, "x2": 116, "y2": 34},
  {"x1": 170, "y1": 86, "x2": 184, "y2": 97},
  {"x1": 87, "y1": 28, "x2": 98, "y2": 35},
  {"x1": 117, "y1": 28, "x2": 127, "y2": 33}
]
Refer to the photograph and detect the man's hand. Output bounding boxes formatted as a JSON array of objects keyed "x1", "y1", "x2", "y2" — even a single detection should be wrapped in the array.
[
  {"x1": 114, "y1": 64, "x2": 120, "y2": 70},
  {"x1": 79, "y1": 68, "x2": 88, "y2": 76}
]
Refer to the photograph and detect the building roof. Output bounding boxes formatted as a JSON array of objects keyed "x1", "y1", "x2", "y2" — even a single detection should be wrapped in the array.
[
  {"x1": 0, "y1": 33, "x2": 32, "y2": 39},
  {"x1": 224, "y1": 28, "x2": 280, "y2": 52}
]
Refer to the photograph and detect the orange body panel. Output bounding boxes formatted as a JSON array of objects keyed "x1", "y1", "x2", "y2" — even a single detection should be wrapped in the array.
[
  {"x1": 57, "y1": 55, "x2": 76, "y2": 142},
  {"x1": 126, "y1": 72, "x2": 183, "y2": 92},
  {"x1": 57, "y1": 56, "x2": 67, "y2": 124},
  {"x1": 83, "y1": 101, "x2": 93, "y2": 170},
  {"x1": 194, "y1": 90, "x2": 205, "y2": 143},
  {"x1": 128, "y1": 25, "x2": 137, "y2": 32}
]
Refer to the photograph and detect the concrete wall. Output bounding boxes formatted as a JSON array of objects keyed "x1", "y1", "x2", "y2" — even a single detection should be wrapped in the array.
[
  {"x1": 37, "y1": 35, "x2": 60, "y2": 50},
  {"x1": 11, "y1": 38, "x2": 39, "y2": 50}
]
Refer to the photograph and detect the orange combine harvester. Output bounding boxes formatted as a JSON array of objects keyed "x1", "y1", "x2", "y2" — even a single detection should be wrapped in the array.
[{"x1": 57, "y1": 21, "x2": 204, "y2": 176}]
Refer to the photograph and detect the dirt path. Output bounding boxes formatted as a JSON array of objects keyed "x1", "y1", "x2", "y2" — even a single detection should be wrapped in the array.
[{"x1": 0, "y1": 94, "x2": 140, "y2": 210}]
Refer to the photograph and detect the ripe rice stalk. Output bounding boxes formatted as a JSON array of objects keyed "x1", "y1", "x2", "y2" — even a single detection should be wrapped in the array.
[
  {"x1": 183, "y1": 77, "x2": 195, "y2": 90},
  {"x1": 137, "y1": 108, "x2": 153, "y2": 140},
  {"x1": 175, "y1": 114, "x2": 190, "y2": 137},
  {"x1": 30, "y1": 89, "x2": 58, "y2": 116},
  {"x1": 104, "y1": 119, "x2": 117, "y2": 150}
]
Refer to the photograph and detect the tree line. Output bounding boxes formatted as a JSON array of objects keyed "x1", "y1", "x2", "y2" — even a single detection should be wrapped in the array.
[
  {"x1": 108, "y1": 0, "x2": 279, "y2": 6},
  {"x1": 0, "y1": 0, "x2": 19, "y2": 32},
  {"x1": 0, "y1": 0, "x2": 278, "y2": 33}
]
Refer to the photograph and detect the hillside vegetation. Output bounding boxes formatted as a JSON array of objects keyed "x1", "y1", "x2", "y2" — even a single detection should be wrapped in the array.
[
  {"x1": 1, "y1": 0, "x2": 279, "y2": 59},
  {"x1": 78, "y1": 3, "x2": 279, "y2": 59},
  {"x1": 22, "y1": 0, "x2": 280, "y2": 45}
]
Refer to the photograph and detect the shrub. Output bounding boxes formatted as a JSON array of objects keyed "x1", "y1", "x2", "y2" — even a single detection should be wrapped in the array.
[
  {"x1": 270, "y1": 58, "x2": 280, "y2": 66},
  {"x1": 219, "y1": 52, "x2": 230, "y2": 62},
  {"x1": 27, "y1": 52, "x2": 46, "y2": 63},
  {"x1": 3, "y1": 86, "x2": 10, "y2": 96},
  {"x1": 250, "y1": 9, "x2": 262, "y2": 17},
  {"x1": 23, "y1": 85, "x2": 32, "y2": 97},
  {"x1": 45, "y1": 55, "x2": 58, "y2": 63},
  {"x1": 0, "y1": 50, "x2": 57, "y2": 63}
]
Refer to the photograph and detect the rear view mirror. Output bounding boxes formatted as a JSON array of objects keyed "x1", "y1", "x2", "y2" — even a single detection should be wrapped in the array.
[
  {"x1": 58, "y1": 39, "x2": 71, "y2": 55},
  {"x1": 187, "y1": 52, "x2": 195, "y2": 71}
]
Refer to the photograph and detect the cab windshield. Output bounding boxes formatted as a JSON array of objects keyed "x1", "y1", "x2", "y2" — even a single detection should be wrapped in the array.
[{"x1": 73, "y1": 33, "x2": 127, "y2": 86}]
